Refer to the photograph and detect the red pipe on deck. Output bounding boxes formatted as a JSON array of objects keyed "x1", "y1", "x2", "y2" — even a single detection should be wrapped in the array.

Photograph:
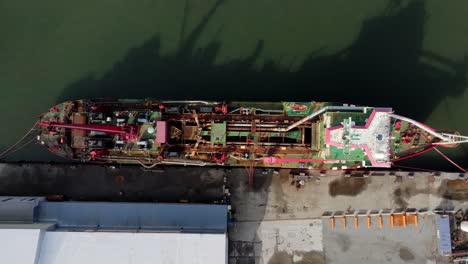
[{"x1": 263, "y1": 157, "x2": 338, "y2": 164}]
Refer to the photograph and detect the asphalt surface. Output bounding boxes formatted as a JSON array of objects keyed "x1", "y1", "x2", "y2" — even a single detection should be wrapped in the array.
[{"x1": 0, "y1": 163, "x2": 226, "y2": 203}]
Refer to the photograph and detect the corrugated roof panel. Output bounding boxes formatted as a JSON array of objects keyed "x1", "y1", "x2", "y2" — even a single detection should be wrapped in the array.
[
  {"x1": 435, "y1": 214, "x2": 452, "y2": 256},
  {"x1": 37, "y1": 202, "x2": 228, "y2": 233},
  {"x1": 0, "y1": 197, "x2": 44, "y2": 223},
  {"x1": 0, "y1": 229, "x2": 43, "y2": 264},
  {"x1": 38, "y1": 231, "x2": 226, "y2": 264}
]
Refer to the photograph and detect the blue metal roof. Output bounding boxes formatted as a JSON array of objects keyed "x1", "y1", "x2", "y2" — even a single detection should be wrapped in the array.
[
  {"x1": 435, "y1": 214, "x2": 452, "y2": 256},
  {"x1": 0, "y1": 197, "x2": 228, "y2": 234},
  {"x1": 0, "y1": 197, "x2": 44, "y2": 223},
  {"x1": 37, "y1": 202, "x2": 228, "y2": 233}
]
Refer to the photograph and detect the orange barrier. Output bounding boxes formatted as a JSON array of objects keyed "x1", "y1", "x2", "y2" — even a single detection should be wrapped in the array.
[
  {"x1": 325, "y1": 211, "x2": 421, "y2": 231},
  {"x1": 406, "y1": 213, "x2": 418, "y2": 227},
  {"x1": 393, "y1": 213, "x2": 409, "y2": 227}
]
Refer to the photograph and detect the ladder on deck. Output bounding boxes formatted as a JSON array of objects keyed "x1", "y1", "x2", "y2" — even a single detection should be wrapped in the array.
[{"x1": 311, "y1": 122, "x2": 321, "y2": 150}]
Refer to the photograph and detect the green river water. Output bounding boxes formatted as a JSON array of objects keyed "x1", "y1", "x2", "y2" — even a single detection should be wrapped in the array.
[{"x1": 1, "y1": 0, "x2": 467, "y2": 170}]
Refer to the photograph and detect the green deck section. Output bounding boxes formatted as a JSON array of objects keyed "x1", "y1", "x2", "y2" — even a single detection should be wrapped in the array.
[
  {"x1": 227, "y1": 131, "x2": 250, "y2": 137},
  {"x1": 320, "y1": 111, "x2": 372, "y2": 167},
  {"x1": 391, "y1": 121, "x2": 402, "y2": 156},
  {"x1": 211, "y1": 122, "x2": 227, "y2": 146},
  {"x1": 139, "y1": 124, "x2": 156, "y2": 140},
  {"x1": 283, "y1": 102, "x2": 313, "y2": 116},
  {"x1": 343, "y1": 117, "x2": 352, "y2": 155},
  {"x1": 328, "y1": 145, "x2": 362, "y2": 161},
  {"x1": 127, "y1": 113, "x2": 136, "y2": 124},
  {"x1": 40, "y1": 102, "x2": 71, "y2": 123},
  {"x1": 149, "y1": 111, "x2": 161, "y2": 121},
  {"x1": 327, "y1": 111, "x2": 371, "y2": 127}
]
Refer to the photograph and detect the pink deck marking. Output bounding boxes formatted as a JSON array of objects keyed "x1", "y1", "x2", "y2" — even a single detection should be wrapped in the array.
[
  {"x1": 324, "y1": 109, "x2": 392, "y2": 167},
  {"x1": 325, "y1": 125, "x2": 343, "y2": 148},
  {"x1": 156, "y1": 121, "x2": 168, "y2": 144}
]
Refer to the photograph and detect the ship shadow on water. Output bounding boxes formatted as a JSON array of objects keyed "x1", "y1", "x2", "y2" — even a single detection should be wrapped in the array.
[{"x1": 58, "y1": 0, "x2": 468, "y2": 169}]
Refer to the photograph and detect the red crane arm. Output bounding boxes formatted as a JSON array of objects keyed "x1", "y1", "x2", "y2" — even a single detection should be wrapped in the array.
[{"x1": 38, "y1": 122, "x2": 138, "y2": 137}]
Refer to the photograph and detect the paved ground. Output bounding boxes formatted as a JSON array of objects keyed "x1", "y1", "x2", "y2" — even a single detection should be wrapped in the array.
[
  {"x1": 0, "y1": 163, "x2": 466, "y2": 263},
  {"x1": 227, "y1": 169, "x2": 468, "y2": 263},
  {"x1": 229, "y1": 169, "x2": 468, "y2": 222},
  {"x1": 322, "y1": 215, "x2": 439, "y2": 264},
  {"x1": 0, "y1": 163, "x2": 225, "y2": 203}
]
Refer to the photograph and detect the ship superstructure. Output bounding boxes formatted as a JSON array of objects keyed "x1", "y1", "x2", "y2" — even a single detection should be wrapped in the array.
[{"x1": 37, "y1": 99, "x2": 468, "y2": 170}]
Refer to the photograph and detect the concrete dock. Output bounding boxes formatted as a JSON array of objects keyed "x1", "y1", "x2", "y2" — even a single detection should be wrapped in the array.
[
  {"x1": 227, "y1": 169, "x2": 467, "y2": 263},
  {"x1": 0, "y1": 163, "x2": 466, "y2": 263}
]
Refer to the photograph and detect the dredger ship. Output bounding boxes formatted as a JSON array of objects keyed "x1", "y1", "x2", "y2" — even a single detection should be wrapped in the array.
[{"x1": 36, "y1": 99, "x2": 468, "y2": 170}]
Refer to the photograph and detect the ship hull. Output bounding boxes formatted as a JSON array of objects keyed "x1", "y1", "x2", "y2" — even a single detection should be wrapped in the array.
[{"x1": 37, "y1": 99, "x2": 441, "y2": 170}]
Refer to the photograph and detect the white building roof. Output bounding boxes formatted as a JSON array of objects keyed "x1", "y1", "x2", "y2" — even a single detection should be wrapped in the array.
[
  {"x1": 0, "y1": 229, "x2": 43, "y2": 264},
  {"x1": 0, "y1": 229, "x2": 226, "y2": 264}
]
